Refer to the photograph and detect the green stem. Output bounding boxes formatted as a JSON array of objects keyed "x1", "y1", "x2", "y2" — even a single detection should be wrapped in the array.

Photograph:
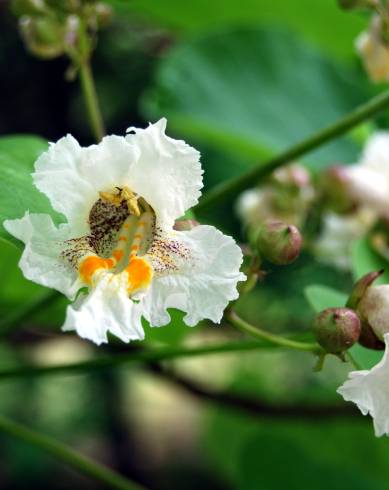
[
  {"x1": 195, "y1": 89, "x2": 389, "y2": 212},
  {"x1": 0, "y1": 414, "x2": 146, "y2": 490},
  {"x1": 0, "y1": 340, "x2": 294, "y2": 381},
  {"x1": 79, "y1": 60, "x2": 105, "y2": 142},
  {"x1": 226, "y1": 310, "x2": 322, "y2": 354}
]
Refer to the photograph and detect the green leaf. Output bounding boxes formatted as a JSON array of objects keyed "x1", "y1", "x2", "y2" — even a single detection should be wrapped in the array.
[
  {"x1": 0, "y1": 135, "x2": 63, "y2": 247},
  {"x1": 142, "y1": 28, "x2": 370, "y2": 174},
  {"x1": 351, "y1": 238, "x2": 389, "y2": 284},
  {"x1": 108, "y1": 0, "x2": 365, "y2": 59},
  {"x1": 350, "y1": 343, "x2": 383, "y2": 370},
  {"x1": 304, "y1": 284, "x2": 348, "y2": 313}
]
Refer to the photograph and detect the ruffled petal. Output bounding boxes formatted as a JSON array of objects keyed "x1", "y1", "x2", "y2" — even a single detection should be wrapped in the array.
[
  {"x1": 33, "y1": 135, "x2": 97, "y2": 236},
  {"x1": 62, "y1": 273, "x2": 144, "y2": 345},
  {"x1": 337, "y1": 334, "x2": 389, "y2": 437},
  {"x1": 3, "y1": 212, "x2": 80, "y2": 299},
  {"x1": 141, "y1": 225, "x2": 245, "y2": 327},
  {"x1": 125, "y1": 118, "x2": 203, "y2": 228}
]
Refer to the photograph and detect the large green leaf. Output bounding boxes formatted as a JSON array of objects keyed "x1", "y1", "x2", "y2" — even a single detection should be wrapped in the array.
[
  {"x1": 108, "y1": 0, "x2": 365, "y2": 59},
  {"x1": 142, "y1": 27, "x2": 370, "y2": 174},
  {"x1": 0, "y1": 135, "x2": 62, "y2": 247}
]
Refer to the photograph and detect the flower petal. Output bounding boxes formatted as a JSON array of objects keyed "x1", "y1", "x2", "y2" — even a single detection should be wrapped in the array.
[
  {"x1": 125, "y1": 118, "x2": 203, "y2": 228},
  {"x1": 3, "y1": 212, "x2": 80, "y2": 299},
  {"x1": 62, "y1": 273, "x2": 145, "y2": 345},
  {"x1": 337, "y1": 334, "x2": 389, "y2": 437},
  {"x1": 142, "y1": 225, "x2": 245, "y2": 327},
  {"x1": 33, "y1": 135, "x2": 97, "y2": 235}
]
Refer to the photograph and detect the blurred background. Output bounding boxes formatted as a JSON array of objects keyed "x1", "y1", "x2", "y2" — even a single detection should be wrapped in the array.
[{"x1": 1, "y1": 0, "x2": 389, "y2": 489}]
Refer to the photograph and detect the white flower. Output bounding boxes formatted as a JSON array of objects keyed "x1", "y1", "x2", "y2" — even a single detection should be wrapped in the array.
[
  {"x1": 345, "y1": 132, "x2": 389, "y2": 213},
  {"x1": 4, "y1": 119, "x2": 245, "y2": 344},
  {"x1": 358, "y1": 284, "x2": 389, "y2": 341},
  {"x1": 357, "y1": 15, "x2": 389, "y2": 83},
  {"x1": 314, "y1": 209, "x2": 375, "y2": 270},
  {"x1": 337, "y1": 333, "x2": 389, "y2": 437}
]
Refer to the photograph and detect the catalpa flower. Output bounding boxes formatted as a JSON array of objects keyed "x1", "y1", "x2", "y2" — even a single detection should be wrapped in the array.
[{"x1": 4, "y1": 119, "x2": 245, "y2": 344}]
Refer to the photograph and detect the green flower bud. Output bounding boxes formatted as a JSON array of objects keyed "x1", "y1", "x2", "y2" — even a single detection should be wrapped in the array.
[
  {"x1": 19, "y1": 15, "x2": 66, "y2": 59},
  {"x1": 256, "y1": 220, "x2": 302, "y2": 265},
  {"x1": 313, "y1": 307, "x2": 361, "y2": 354}
]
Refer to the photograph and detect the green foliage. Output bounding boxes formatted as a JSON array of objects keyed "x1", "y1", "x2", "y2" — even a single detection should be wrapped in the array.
[
  {"x1": 352, "y1": 238, "x2": 389, "y2": 283},
  {"x1": 142, "y1": 28, "x2": 369, "y2": 172},
  {"x1": 108, "y1": 0, "x2": 365, "y2": 59},
  {"x1": 0, "y1": 135, "x2": 62, "y2": 247},
  {"x1": 305, "y1": 284, "x2": 348, "y2": 311}
]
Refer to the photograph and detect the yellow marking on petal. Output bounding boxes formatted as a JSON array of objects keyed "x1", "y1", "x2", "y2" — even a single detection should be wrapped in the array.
[
  {"x1": 134, "y1": 234, "x2": 142, "y2": 239},
  {"x1": 79, "y1": 256, "x2": 114, "y2": 285},
  {"x1": 113, "y1": 249, "x2": 124, "y2": 262},
  {"x1": 118, "y1": 236, "x2": 127, "y2": 242},
  {"x1": 131, "y1": 245, "x2": 139, "y2": 252},
  {"x1": 126, "y1": 257, "x2": 153, "y2": 294}
]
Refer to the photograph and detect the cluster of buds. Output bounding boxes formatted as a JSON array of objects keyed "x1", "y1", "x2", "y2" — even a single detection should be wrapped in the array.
[
  {"x1": 236, "y1": 163, "x2": 314, "y2": 229},
  {"x1": 314, "y1": 270, "x2": 388, "y2": 358},
  {"x1": 12, "y1": 0, "x2": 112, "y2": 61}
]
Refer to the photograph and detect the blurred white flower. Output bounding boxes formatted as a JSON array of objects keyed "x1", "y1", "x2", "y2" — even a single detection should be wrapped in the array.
[
  {"x1": 345, "y1": 132, "x2": 389, "y2": 214},
  {"x1": 4, "y1": 119, "x2": 245, "y2": 344},
  {"x1": 357, "y1": 15, "x2": 389, "y2": 83},
  {"x1": 314, "y1": 210, "x2": 375, "y2": 270},
  {"x1": 337, "y1": 333, "x2": 389, "y2": 437}
]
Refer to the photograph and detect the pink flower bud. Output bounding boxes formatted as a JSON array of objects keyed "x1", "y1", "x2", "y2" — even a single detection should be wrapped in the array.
[
  {"x1": 313, "y1": 307, "x2": 361, "y2": 354},
  {"x1": 256, "y1": 220, "x2": 302, "y2": 265}
]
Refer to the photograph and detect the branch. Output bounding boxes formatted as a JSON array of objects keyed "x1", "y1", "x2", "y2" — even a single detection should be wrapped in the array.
[
  {"x1": 0, "y1": 340, "x2": 287, "y2": 381},
  {"x1": 194, "y1": 88, "x2": 389, "y2": 212},
  {"x1": 0, "y1": 414, "x2": 146, "y2": 490},
  {"x1": 148, "y1": 364, "x2": 360, "y2": 420}
]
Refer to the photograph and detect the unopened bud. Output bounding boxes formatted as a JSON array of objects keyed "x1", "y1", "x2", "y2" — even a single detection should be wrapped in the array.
[
  {"x1": 313, "y1": 307, "x2": 361, "y2": 354},
  {"x1": 347, "y1": 270, "x2": 385, "y2": 350},
  {"x1": 358, "y1": 284, "x2": 389, "y2": 342},
  {"x1": 173, "y1": 219, "x2": 199, "y2": 231},
  {"x1": 346, "y1": 270, "x2": 383, "y2": 309},
  {"x1": 321, "y1": 165, "x2": 356, "y2": 213},
  {"x1": 272, "y1": 164, "x2": 311, "y2": 189},
  {"x1": 19, "y1": 15, "x2": 66, "y2": 59},
  {"x1": 256, "y1": 220, "x2": 302, "y2": 265}
]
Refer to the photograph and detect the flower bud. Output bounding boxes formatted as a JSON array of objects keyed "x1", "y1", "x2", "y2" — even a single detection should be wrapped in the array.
[
  {"x1": 320, "y1": 165, "x2": 356, "y2": 213},
  {"x1": 256, "y1": 220, "x2": 302, "y2": 265},
  {"x1": 347, "y1": 270, "x2": 385, "y2": 350},
  {"x1": 19, "y1": 15, "x2": 66, "y2": 59},
  {"x1": 346, "y1": 270, "x2": 383, "y2": 309},
  {"x1": 357, "y1": 15, "x2": 389, "y2": 83},
  {"x1": 358, "y1": 284, "x2": 389, "y2": 341},
  {"x1": 313, "y1": 307, "x2": 361, "y2": 354},
  {"x1": 173, "y1": 219, "x2": 199, "y2": 231}
]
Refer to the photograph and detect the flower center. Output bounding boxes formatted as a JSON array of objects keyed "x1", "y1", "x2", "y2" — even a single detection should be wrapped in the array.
[{"x1": 77, "y1": 187, "x2": 155, "y2": 296}]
